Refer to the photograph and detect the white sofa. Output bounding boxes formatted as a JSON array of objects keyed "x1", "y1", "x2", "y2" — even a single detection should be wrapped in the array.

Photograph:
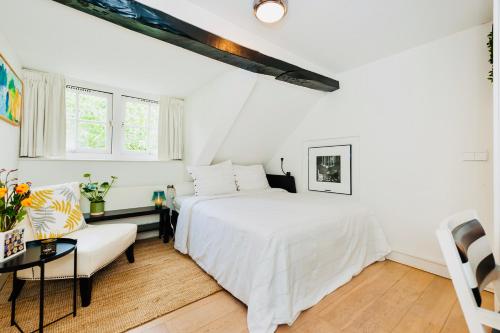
[{"x1": 14, "y1": 219, "x2": 137, "y2": 307}]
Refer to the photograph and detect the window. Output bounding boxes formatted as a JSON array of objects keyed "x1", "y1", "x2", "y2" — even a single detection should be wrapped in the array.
[
  {"x1": 65, "y1": 84, "x2": 160, "y2": 160},
  {"x1": 122, "y1": 96, "x2": 159, "y2": 157},
  {"x1": 66, "y1": 86, "x2": 112, "y2": 154}
]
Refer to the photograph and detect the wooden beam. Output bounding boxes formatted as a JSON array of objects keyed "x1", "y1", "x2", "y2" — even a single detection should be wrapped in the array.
[{"x1": 50, "y1": 0, "x2": 340, "y2": 92}]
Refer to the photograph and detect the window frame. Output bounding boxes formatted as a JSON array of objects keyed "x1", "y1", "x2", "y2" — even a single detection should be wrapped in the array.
[
  {"x1": 66, "y1": 85, "x2": 113, "y2": 155},
  {"x1": 119, "y1": 95, "x2": 160, "y2": 159},
  {"x1": 64, "y1": 79, "x2": 161, "y2": 161}
]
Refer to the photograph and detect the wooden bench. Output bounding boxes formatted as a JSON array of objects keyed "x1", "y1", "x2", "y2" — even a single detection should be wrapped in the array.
[{"x1": 84, "y1": 206, "x2": 173, "y2": 243}]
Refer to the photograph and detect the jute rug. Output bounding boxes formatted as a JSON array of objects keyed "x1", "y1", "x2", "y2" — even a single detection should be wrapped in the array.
[{"x1": 0, "y1": 238, "x2": 222, "y2": 332}]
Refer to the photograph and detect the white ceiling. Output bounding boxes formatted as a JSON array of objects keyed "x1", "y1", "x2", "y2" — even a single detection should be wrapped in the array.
[
  {"x1": 0, "y1": 0, "x2": 232, "y2": 97},
  {"x1": 188, "y1": 0, "x2": 493, "y2": 73},
  {"x1": 0, "y1": 0, "x2": 490, "y2": 94}
]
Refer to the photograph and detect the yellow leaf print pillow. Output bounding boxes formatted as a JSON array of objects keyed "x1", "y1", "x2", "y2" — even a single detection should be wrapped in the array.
[{"x1": 27, "y1": 182, "x2": 86, "y2": 239}]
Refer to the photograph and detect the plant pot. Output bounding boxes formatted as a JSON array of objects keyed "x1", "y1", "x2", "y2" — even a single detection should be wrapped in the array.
[
  {"x1": 90, "y1": 201, "x2": 105, "y2": 216},
  {"x1": 0, "y1": 227, "x2": 26, "y2": 263}
]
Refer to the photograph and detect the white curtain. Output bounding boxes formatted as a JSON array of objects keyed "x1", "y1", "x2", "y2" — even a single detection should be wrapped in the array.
[
  {"x1": 20, "y1": 70, "x2": 66, "y2": 158},
  {"x1": 158, "y1": 97, "x2": 184, "y2": 160}
]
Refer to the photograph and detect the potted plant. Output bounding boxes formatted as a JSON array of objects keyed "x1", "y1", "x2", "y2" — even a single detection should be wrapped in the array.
[
  {"x1": 0, "y1": 169, "x2": 32, "y2": 262},
  {"x1": 80, "y1": 173, "x2": 117, "y2": 216}
]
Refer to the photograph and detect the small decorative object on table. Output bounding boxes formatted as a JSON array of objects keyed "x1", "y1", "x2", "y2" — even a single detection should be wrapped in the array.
[
  {"x1": 166, "y1": 185, "x2": 176, "y2": 211},
  {"x1": 0, "y1": 169, "x2": 31, "y2": 263},
  {"x1": 152, "y1": 190, "x2": 166, "y2": 209},
  {"x1": 80, "y1": 173, "x2": 117, "y2": 216},
  {"x1": 40, "y1": 238, "x2": 57, "y2": 257}
]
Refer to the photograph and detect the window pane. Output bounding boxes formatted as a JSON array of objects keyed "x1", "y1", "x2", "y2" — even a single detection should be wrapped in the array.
[
  {"x1": 79, "y1": 94, "x2": 108, "y2": 122},
  {"x1": 78, "y1": 123, "x2": 106, "y2": 149},
  {"x1": 123, "y1": 98, "x2": 159, "y2": 155},
  {"x1": 125, "y1": 101, "x2": 148, "y2": 127},
  {"x1": 124, "y1": 126, "x2": 147, "y2": 152},
  {"x1": 66, "y1": 118, "x2": 77, "y2": 152},
  {"x1": 66, "y1": 90, "x2": 77, "y2": 119},
  {"x1": 149, "y1": 105, "x2": 159, "y2": 154}
]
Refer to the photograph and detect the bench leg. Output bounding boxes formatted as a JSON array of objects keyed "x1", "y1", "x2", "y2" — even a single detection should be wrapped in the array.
[
  {"x1": 125, "y1": 244, "x2": 135, "y2": 263},
  {"x1": 8, "y1": 275, "x2": 25, "y2": 301},
  {"x1": 79, "y1": 277, "x2": 93, "y2": 307}
]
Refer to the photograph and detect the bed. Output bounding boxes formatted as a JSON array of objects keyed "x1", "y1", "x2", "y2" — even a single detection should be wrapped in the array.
[{"x1": 174, "y1": 186, "x2": 391, "y2": 333}]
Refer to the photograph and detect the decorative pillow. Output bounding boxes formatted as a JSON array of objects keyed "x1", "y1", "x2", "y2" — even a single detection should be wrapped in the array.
[
  {"x1": 233, "y1": 164, "x2": 270, "y2": 191},
  {"x1": 187, "y1": 160, "x2": 238, "y2": 196},
  {"x1": 27, "y1": 182, "x2": 86, "y2": 239}
]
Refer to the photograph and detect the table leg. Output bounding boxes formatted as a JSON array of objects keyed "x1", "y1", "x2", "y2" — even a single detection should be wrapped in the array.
[
  {"x1": 159, "y1": 213, "x2": 164, "y2": 239},
  {"x1": 40, "y1": 263, "x2": 45, "y2": 333},
  {"x1": 162, "y1": 213, "x2": 168, "y2": 243},
  {"x1": 10, "y1": 270, "x2": 16, "y2": 326},
  {"x1": 73, "y1": 247, "x2": 77, "y2": 316}
]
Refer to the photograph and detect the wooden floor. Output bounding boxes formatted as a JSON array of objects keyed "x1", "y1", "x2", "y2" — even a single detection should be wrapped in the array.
[{"x1": 129, "y1": 260, "x2": 493, "y2": 333}]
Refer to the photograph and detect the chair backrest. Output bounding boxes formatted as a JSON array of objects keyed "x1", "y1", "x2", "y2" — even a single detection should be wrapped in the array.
[{"x1": 436, "y1": 210, "x2": 495, "y2": 333}]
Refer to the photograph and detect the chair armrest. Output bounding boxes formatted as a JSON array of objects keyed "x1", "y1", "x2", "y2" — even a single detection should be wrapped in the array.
[{"x1": 476, "y1": 308, "x2": 500, "y2": 330}]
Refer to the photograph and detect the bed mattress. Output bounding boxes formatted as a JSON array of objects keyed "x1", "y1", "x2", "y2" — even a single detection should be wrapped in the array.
[{"x1": 175, "y1": 189, "x2": 391, "y2": 333}]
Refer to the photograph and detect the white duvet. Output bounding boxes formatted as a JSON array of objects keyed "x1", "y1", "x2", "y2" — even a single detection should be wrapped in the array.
[{"x1": 175, "y1": 189, "x2": 391, "y2": 333}]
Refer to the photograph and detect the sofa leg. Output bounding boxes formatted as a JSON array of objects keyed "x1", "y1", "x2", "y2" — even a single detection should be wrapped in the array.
[
  {"x1": 8, "y1": 275, "x2": 25, "y2": 301},
  {"x1": 125, "y1": 244, "x2": 135, "y2": 263},
  {"x1": 79, "y1": 277, "x2": 93, "y2": 307}
]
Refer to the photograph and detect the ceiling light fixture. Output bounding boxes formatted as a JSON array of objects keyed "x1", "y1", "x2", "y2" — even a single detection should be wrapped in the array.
[{"x1": 253, "y1": 0, "x2": 288, "y2": 24}]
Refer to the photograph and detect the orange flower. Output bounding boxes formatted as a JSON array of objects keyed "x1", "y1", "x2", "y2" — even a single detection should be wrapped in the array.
[
  {"x1": 0, "y1": 187, "x2": 6, "y2": 197},
  {"x1": 15, "y1": 183, "x2": 29, "y2": 195},
  {"x1": 21, "y1": 197, "x2": 32, "y2": 207}
]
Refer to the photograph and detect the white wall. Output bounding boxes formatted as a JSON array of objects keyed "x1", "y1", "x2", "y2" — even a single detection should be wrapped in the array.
[
  {"x1": 0, "y1": 32, "x2": 22, "y2": 171},
  {"x1": 18, "y1": 159, "x2": 186, "y2": 211},
  {"x1": 184, "y1": 69, "x2": 257, "y2": 166},
  {"x1": 267, "y1": 23, "x2": 493, "y2": 270}
]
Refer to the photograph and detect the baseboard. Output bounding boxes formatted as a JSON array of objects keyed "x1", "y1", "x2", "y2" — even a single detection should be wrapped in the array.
[
  {"x1": 387, "y1": 251, "x2": 495, "y2": 293},
  {"x1": 387, "y1": 251, "x2": 450, "y2": 278}
]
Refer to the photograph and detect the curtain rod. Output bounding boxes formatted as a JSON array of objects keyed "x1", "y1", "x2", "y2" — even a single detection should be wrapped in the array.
[{"x1": 122, "y1": 94, "x2": 158, "y2": 104}]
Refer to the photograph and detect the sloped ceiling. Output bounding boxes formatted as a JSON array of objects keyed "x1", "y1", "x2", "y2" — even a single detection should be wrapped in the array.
[
  {"x1": 0, "y1": 0, "x2": 232, "y2": 97},
  {"x1": 185, "y1": 69, "x2": 258, "y2": 166},
  {"x1": 184, "y1": 70, "x2": 324, "y2": 167},
  {"x1": 214, "y1": 76, "x2": 323, "y2": 164}
]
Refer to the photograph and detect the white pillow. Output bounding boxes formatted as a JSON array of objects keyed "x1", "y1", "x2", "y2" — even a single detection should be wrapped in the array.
[
  {"x1": 187, "y1": 160, "x2": 238, "y2": 196},
  {"x1": 233, "y1": 164, "x2": 270, "y2": 191}
]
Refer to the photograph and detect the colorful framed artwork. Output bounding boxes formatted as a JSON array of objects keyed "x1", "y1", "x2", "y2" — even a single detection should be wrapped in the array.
[
  {"x1": 308, "y1": 144, "x2": 352, "y2": 195},
  {"x1": 0, "y1": 53, "x2": 23, "y2": 126}
]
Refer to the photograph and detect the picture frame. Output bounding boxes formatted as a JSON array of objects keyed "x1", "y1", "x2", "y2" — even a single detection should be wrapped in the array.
[
  {"x1": 0, "y1": 227, "x2": 26, "y2": 263},
  {"x1": 308, "y1": 144, "x2": 352, "y2": 195},
  {"x1": 0, "y1": 52, "x2": 23, "y2": 126}
]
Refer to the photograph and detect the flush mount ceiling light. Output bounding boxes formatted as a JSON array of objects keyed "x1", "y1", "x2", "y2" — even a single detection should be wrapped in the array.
[{"x1": 254, "y1": 0, "x2": 288, "y2": 24}]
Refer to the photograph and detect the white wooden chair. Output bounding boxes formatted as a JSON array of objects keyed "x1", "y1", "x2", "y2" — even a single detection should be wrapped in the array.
[{"x1": 436, "y1": 210, "x2": 500, "y2": 332}]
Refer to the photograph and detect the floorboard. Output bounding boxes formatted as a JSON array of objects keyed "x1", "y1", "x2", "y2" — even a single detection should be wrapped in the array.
[{"x1": 129, "y1": 261, "x2": 493, "y2": 333}]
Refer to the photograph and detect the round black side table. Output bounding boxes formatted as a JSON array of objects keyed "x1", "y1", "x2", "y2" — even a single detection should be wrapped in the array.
[{"x1": 0, "y1": 238, "x2": 77, "y2": 333}]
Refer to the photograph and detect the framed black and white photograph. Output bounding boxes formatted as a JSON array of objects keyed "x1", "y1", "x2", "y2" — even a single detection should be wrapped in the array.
[{"x1": 308, "y1": 144, "x2": 352, "y2": 195}]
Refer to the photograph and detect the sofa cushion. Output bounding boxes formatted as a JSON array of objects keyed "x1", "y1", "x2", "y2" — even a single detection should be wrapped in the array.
[
  {"x1": 27, "y1": 182, "x2": 86, "y2": 239},
  {"x1": 17, "y1": 223, "x2": 137, "y2": 280}
]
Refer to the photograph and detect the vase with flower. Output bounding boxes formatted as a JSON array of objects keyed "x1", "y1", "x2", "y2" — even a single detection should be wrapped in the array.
[{"x1": 0, "y1": 169, "x2": 32, "y2": 263}]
